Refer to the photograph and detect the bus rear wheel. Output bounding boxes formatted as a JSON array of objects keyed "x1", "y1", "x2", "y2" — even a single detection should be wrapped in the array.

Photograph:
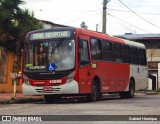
[
  {"x1": 44, "y1": 95, "x2": 61, "y2": 103},
  {"x1": 87, "y1": 80, "x2": 99, "y2": 102},
  {"x1": 120, "y1": 79, "x2": 135, "y2": 99}
]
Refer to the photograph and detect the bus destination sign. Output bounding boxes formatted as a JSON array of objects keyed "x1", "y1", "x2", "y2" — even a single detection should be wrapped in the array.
[{"x1": 30, "y1": 31, "x2": 71, "y2": 40}]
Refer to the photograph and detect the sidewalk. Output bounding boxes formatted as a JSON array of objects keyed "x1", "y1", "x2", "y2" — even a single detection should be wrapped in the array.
[
  {"x1": 0, "y1": 91, "x2": 159, "y2": 104},
  {"x1": 0, "y1": 93, "x2": 43, "y2": 104}
]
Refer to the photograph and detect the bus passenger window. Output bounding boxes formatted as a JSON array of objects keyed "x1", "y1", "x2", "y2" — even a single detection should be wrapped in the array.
[
  {"x1": 113, "y1": 43, "x2": 122, "y2": 63},
  {"x1": 139, "y1": 49, "x2": 147, "y2": 66},
  {"x1": 90, "y1": 38, "x2": 102, "y2": 60},
  {"x1": 122, "y1": 45, "x2": 131, "y2": 64},
  {"x1": 79, "y1": 39, "x2": 90, "y2": 67},
  {"x1": 102, "y1": 40, "x2": 113, "y2": 61},
  {"x1": 131, "y1": 47, "x2": 139, "y2": 65}
]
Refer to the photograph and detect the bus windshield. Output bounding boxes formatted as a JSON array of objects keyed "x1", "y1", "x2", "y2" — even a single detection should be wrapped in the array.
[{"x1": 24, "y1": 39, "x2": 75, "y2": 72}]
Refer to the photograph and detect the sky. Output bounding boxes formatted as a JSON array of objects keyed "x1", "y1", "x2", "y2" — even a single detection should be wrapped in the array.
[{"x1": 20, "y1": 0, "x2": 160, "y2": 35}]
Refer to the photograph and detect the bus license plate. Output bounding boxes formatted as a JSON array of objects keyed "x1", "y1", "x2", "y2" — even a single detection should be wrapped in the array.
[{"x1": 43, "y1": 87, "x2": 53, "y2": 91}]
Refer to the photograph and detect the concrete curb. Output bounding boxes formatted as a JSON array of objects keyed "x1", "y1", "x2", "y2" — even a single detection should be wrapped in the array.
[
  {"x1": 0, "y1": 98, "x2": 44, "y2": 104},
  {"x1": 136, "y1": 91, "x2": 160, "y2": 95},
  {"x1": 145, "y1": 92, "x2": 160, "y2": 95}
]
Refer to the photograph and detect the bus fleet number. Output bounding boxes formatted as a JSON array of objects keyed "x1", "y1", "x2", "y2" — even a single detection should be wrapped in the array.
[
  {"x1": 32, "y1": 33, "x2": 44, "y2": 39},
  {"x1": 49, "y1": 80, "x2": 62, "y2": 84}
]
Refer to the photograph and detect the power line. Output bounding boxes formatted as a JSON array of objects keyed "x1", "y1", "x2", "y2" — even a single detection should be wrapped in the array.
[
  {"x1": 31, "y1": 8, "x2": 101, "y2": 13},
  {"x1": 108, "y1": 8, "x2": 160, "y2": 15},
  {"x1": 109, "y1": 5, "x2": 160, "y2": 8},
  {"x1": 112, "y1": 17, "x2": 134, "y2": 33},
  {"x1": 108, "y1": 13, "x2": 149, "y2": 33},
  {"x1": 64, "y1": 12, "x2": 102, "y2": 25},
  {"x1": 51, "y1": 9, "x2": 101, "y2": 21},
  {"x1": 118, "y1": 0, "x2": 160, "y2": 29}
]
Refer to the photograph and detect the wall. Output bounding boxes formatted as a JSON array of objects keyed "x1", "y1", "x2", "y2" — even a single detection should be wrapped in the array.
[
  {"x1": 0, "y1": 48, "x2": 22, "y2": 93},
  {"x1": 147, "y1": 49, "x2": 160, "y2": 62}
]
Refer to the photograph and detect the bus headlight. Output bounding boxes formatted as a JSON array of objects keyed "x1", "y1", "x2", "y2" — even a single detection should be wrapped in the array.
[
  {"x1": 24, "y1": 76, "x2": 30, "y2": 85},
  {"x1": 66, "y1": 71, "x2": 75, "y2": 83}
]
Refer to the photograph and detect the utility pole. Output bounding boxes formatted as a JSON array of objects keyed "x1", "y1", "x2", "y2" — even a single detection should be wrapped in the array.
[
  {"x1": 102, "y1": 0, "x2": 110, "y2": 34},
  {"x1": 96, "y1": 24, "x2": 99, "y2": 32}
]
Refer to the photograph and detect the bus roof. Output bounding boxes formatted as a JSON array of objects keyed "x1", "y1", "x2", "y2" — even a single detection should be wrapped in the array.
[
  {"x1": 123, "y1": 39, "x2": 145, "y2": 49},
  {"x1": 26, "y1": 27, "x2": 145, "y2": 49},
  {"x1": 77, "y1": 28, "x2": 124, "y2": 44},
  {"x1": 77, "y1": 28, "x2": 145, "y2": 49},
  {"x1": 27, "y1": 27, "x2": 75, "y2": 34}
]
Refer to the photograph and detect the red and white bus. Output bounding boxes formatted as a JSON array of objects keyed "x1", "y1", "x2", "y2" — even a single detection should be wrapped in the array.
[{"x1": 23, "y1": 27, "x2": 148, "y2": 103}]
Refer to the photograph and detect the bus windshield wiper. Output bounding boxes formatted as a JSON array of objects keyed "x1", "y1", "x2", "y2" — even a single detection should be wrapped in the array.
[{"x1": 51, "y1": 38, "x2": 64, "y2": 53}]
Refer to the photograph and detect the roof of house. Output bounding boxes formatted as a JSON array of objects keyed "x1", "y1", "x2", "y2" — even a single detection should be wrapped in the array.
[
  {"x1": 115, "y1": 33, "x2": 160, "y2": 40},
  {"x1": 38, "y1": 19, "x2": 68, "y2": 27}
]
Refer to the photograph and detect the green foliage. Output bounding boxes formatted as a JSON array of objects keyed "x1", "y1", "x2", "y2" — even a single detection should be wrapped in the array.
[
  {"x1": 13, "y1": 61, "x2": 20, "y2": 72},
  {"x1": 0, "y1": 0, "x2": 43, "y2": 55}
]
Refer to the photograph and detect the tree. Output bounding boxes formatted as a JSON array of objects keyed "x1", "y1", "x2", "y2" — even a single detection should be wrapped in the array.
[
  {"x1": 0, "y1": 0, "x2": 43, "y2": 54},
  {"x1": 0, "y1": 0, "x2": 24, "y2": 42},
  {"x1": 14, "y1": 9, "x2": 43, "y2": 55}
]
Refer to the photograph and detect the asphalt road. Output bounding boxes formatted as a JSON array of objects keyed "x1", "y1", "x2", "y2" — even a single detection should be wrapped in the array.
[{"x1": 0, "y1": 94, "x2": 160, "y2": 124}]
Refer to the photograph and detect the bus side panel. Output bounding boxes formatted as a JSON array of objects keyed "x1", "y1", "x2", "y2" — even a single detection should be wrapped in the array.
[
  {"x1": 78, "y1": 65, "x2": 93, "y2": 94},
  {"x1": 95, "y1": 61, "x2": 115, "y2": 93},
  {"x1": 130, "y1": 65, "x2": 148, "y2": 90},
  {"x1": 94, "y1": 62, "x2": 130, "y2": 93},
  {"x1": 114, "y1": 63, "x2": 130, "y2": 92}
]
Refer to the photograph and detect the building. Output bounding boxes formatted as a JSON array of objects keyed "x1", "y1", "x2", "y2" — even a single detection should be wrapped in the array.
[
  {"x1": 39, "y1": 20, "x2": 67, "y2": 29},
  {"x1": 116, "y1": 33, "x2": 160, "y2": 90}
]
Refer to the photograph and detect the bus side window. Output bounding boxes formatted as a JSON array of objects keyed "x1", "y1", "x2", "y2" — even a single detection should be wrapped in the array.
[
  {"x1": 102, "y1": 40, "x2": 113, "y2": 61},
  {"x1": 79, "y1": 39, "x2": 90, "y2": 67},
  {"x1": 113, "y1": 43, "x2": 123, "y2": 63},
  {"x1": 122, "y1": 45, "x2": 131, "y2": 64},
  {"x1": 139, "y1": 49, "x2": 147, "y2": 66},
  {"x1": 131, "y1": 46, "x2": 139, "y2": 65},
  {"x1": 90, "y1": 38, "x2": 102, "y2": 60}
]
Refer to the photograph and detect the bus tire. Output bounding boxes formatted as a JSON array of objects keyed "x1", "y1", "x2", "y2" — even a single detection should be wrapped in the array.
[
  {"x1": 120, "y1": 79, "x2": 135, "y2": 99},
  {"x1": 44, "y1": 95, "x2": 61, "y2": 103},
  {"x1": 129, "y1": 79, "x2": 135, "y2": 98},
  {"x1": 87, "y1": 79, "x2": 99, "y2": 102}
]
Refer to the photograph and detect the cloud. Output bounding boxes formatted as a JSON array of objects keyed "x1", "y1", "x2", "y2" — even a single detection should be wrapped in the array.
[{"x1": 21, "y1": 0, "x2": 160, "y2": 35}]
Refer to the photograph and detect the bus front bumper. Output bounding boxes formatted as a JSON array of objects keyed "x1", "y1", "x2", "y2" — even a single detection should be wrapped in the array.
[{"x1": 22, "y1": 80, "x2": 79, "y2": 96}]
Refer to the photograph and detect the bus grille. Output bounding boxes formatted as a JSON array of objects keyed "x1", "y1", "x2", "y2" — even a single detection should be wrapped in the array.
[
  {"x1": 28, "y1": 74, "x2": 64, "y2": 80},
  {"x1": 35, "y1": 88, "x2": 61, "y2": 93}
]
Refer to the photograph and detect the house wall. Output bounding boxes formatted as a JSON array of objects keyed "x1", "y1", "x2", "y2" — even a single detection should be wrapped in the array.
[
  {"x1": 147, "y1": 49, "x2": 160, "y2": 62},
  {"x1": 0, "y1": 48, "x2": 22, "y2": 93},
  {"x1": 139, "y1": 40, "x2": 160, "y2": 89}
]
